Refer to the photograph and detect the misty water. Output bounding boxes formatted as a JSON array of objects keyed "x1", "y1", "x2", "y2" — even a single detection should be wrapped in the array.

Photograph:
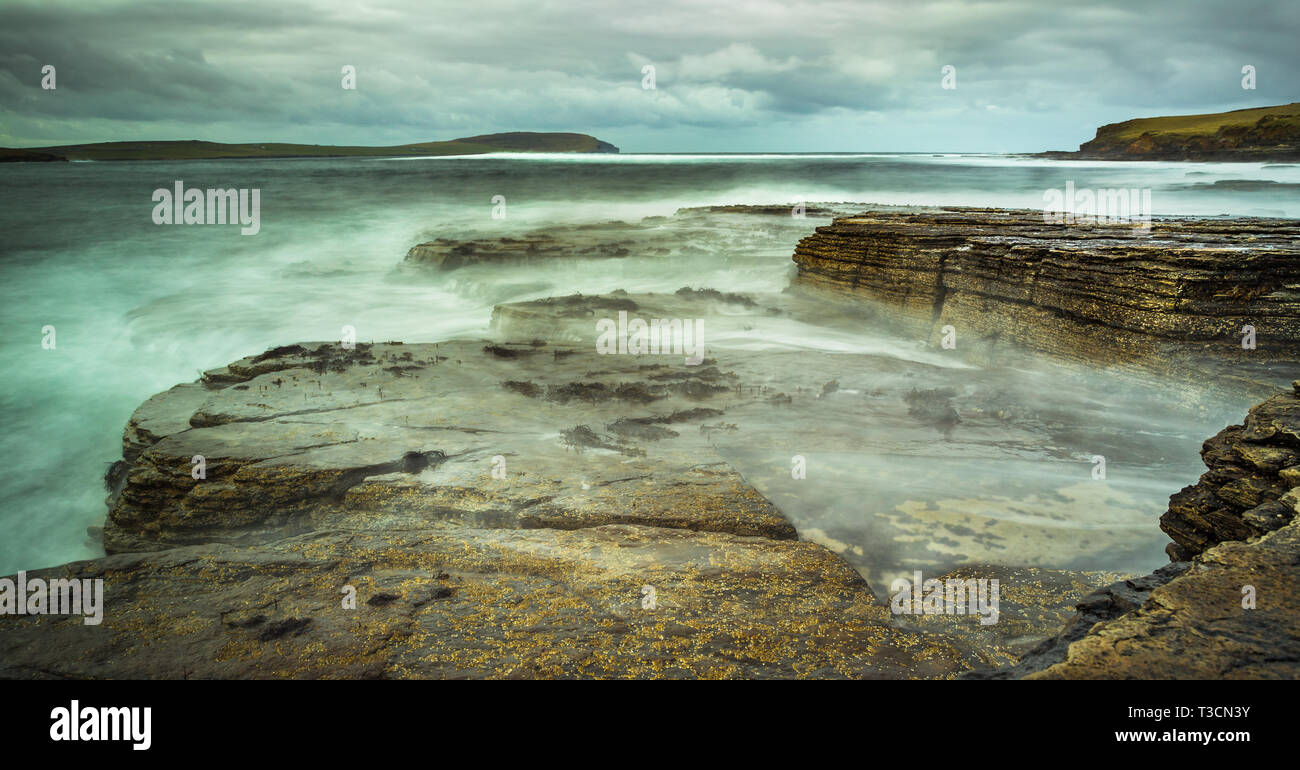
[{"x1": 2, "y1": 152, "x2": 1300, "y2": 578}]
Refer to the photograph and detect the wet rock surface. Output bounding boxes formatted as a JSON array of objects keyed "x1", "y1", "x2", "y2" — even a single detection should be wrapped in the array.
[
  {"x1": 1017, "y1": 516, "x2": 1300, "y2": 679},
  {"x1": 2, "y1": 289, "x2": 1160, "y2": 678},
  {"x1": 103, "y1": 338, "x2": 798, "y2": 552},
  {"x1": 405, "y1": 205, "x2": 853, "y2": 271},
  {"x1": 792, "y1": 208, "x2": 1300, "y2": 392},
  {"x1": 1, "y1": 330, "x2": 990, "y2": 678},
  {"x1": 1, "y1": 525, "x2": 977, "y2": 679}
]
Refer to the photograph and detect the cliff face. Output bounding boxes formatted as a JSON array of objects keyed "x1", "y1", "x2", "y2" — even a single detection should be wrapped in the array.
[
  {"x1": 1044, "y1": 103, "x2": 1300, "y2": 161},
  {"x1": 1080, "y1": 109, "x2": 1300, "y2": 160},
  {"x1": 791, "y1": 208, "x2": 1300, "y2": 381}
]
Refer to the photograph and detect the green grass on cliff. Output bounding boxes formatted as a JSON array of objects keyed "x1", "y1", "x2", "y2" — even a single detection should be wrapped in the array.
[{"x1": 1095, "y1": 102, "x2": 1300, "y2": 143}]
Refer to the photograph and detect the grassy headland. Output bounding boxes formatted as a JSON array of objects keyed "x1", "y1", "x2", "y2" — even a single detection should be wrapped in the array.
[
  {"x1": 1040, "y1": 103, "x2": 1300, "y2": 161},
  {"x1": 0, "y1": 131, "x2": 619, "y2": 162}
]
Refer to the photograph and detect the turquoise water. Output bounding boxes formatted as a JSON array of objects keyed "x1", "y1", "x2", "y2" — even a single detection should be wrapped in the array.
[{"x1": 1, "y1": 152, "x2": 1298, "y2": 575}]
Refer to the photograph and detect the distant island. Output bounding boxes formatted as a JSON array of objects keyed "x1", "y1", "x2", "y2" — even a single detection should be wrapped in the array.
[
  {"x1": 1039, "y1": 102, "x2": 1300, "y2": 161},
  {"x1": 0, "y1": 131, "x2": 619, "y2": 162}
]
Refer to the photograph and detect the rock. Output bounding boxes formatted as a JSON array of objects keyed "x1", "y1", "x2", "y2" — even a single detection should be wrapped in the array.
[
  {"x1": 960, "y1": 562, "x2": 1191, "y2": 678},
  {"x1": 102, "y1": 339, "x2": 796, "y2": 552},
  {"x1": 2, "y1": 323, "x2": 1012, "y2": 678},
  {"x1": 791, "y1": 208, "x2": 1300, "y2": 391},
  {"x1": 23, "y1": 190, "x2": 1300, "y2": 679},
  {"x1": 894, "y1": 565, "x2": 1133, "y2": 669},
  {"x1": 1028, "y1": 517, "x2": 1300, "y2": 679},
  {"x1": 4, "y1": 285, "x2": 1167, "y2": 678},
  {"x1": 1161, "y1": 389, "x2": 1300, "y2": 556},
  {"x1": 404, "y1": 204, "x2": 851, "y2": 271},
  {"x1": 5, "y1": 327, "x2": 992, "y2": 678},
  {"x1": 0, "y1": 525, "x2": 979, "y2": 679},
  {"x1": 406, "y1": 232, "x2": 637, "y2": 271}
]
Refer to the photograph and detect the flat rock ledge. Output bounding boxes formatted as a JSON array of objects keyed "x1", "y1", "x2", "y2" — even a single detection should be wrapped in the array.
[
  {"x1": 968, "y1": 384, "x2": 1300, "y2": 679},
  {"x1": 792, "y1": 208, "x2": 1300, "y2": 386},
  {"x1": 404, "y1": 204, "x2": 850, "y2": 271},
  {"x1": 1, "y1": 338, "x2": 992, "y2": 679}
]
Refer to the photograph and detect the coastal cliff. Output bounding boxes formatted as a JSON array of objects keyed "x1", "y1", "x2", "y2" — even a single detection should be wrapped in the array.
[{"x1": 1040, "y1": 103, "x2": 1300, "y2": 161}]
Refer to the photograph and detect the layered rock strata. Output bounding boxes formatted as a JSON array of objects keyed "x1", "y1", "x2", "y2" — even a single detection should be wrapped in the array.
[
  {"x1": 791, "y1": 208, "x2": 1300, "y2": 386},
  {"x1": 1161, "y1": 384, "x2": 1300, "y2": 558}
]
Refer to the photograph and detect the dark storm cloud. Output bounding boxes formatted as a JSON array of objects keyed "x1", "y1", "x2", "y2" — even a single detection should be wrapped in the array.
[{"x1": 0, "y1": 0, "x2": 1296, "y2": 151}]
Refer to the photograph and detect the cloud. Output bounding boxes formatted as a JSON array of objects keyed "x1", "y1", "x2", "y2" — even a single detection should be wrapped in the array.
[{"x1": 0, "y1": 0, "x2": 1295, "y2": 151}]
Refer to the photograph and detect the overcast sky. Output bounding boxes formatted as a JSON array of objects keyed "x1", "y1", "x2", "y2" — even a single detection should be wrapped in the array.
[{"x1": 1, "y1": 0, "x2": 1296, "y2": 152}]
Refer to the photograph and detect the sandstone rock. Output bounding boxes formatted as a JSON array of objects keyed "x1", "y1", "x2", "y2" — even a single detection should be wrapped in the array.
[
  {"x1": 102, "y1": 339, "x2": 797, "y2": 552},
  {"x1": 0, "y1": 524, "x2": 979, "y2": 680},
  {"x1": 1161, "y1": 389, "x2": 1300, "y2": 556},
  {"x1": 892, "y1": 565, "x2": 1132, "y2": 669},
  {"x1": 7, "y1": 283, "x2": 1183, "y2": 678},
  {"x1": 1028, "y1": 517, "x2": 1300, "y2": 679},
  {"x1": 791, "y1": 208, "x2": 1300, "y2": 392},
  {"x1": 961, "y1": 562, "x2": 1191, "y2": 678}
]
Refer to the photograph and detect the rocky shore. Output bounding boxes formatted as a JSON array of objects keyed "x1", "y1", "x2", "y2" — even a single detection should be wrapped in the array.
[
  {"x1": 1, "y1": 289, "x2": 1156, "y2": 678},
  {"x1": 969, "y1": 383, "x2": 1300, "y2": 679},
  {"x1": 0, "y1": 333, "x2": 987, "y2": 678},
  {"x1": 792, "y1": 208, "x2": 1300, "y2": 396},
  {"x1": 3, "y1": 204, "x2": 1299, "y2": 679}
]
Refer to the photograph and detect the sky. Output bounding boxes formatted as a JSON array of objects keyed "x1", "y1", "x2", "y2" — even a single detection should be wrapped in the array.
[{"x1": 0, "y1": 0, "x2": 1296, "y2": 153}]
